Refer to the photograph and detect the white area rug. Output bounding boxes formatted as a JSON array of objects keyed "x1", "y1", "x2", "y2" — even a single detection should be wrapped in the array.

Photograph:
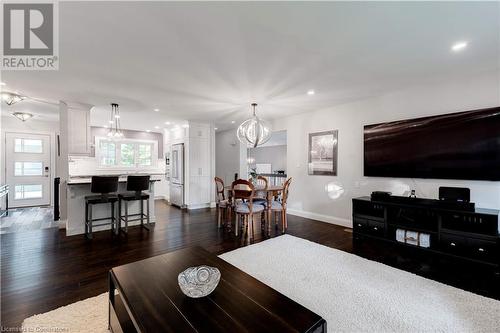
[
  {"x1": 22, "y1": 235, "x2": 500, "y2": 332},
  {"x1": 220, "y1": 235, "x2": 500, "y2": 333},
  {"x1": 22, "y1": 293, "x2": 109, "y2": 333}
]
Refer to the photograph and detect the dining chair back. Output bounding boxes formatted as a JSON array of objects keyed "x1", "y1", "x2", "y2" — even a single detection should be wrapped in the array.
[
  {"x1": 231, "y1": 179, "x2": 263, "y2": 241},
  {"x1": 281, "y1": 177, "x2": 292, "y2": 208},
  {"x1": 231, "y1": 179, "x2": 255, "y2": 204},
  {"x1": 214, "y1": 177, "x2": 230, "y2": 229},
  {"x1": 214, "y1": 177, "x2": 225, "y2": 202},
  {"x1": 256, "y1": 175, "x2": 268, "y2": 188},
  {"x1": 266, "y1": 177, "x2": 292, "y2": 234},
  {"x1": 253, "y1": 175, "x2": 268, "y2": 201}
]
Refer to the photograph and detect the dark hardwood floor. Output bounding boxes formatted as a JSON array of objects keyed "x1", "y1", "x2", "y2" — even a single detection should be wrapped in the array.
[{"x1": 1, "y1": 200, "x2": 499, "y2": 329}]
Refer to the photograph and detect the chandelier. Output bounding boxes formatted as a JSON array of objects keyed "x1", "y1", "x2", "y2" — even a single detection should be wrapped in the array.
[
  {"x1": 1, "y1": 92, "x2": 26, "y2": 105},
  {"x1": 107, "y1": 103, "x2": 123, "y2": 137},
  {"x1": 237, "y1": 103, "x2": 272, "y2": 148}
]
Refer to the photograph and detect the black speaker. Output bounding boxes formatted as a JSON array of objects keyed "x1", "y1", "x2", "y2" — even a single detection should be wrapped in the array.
[{"x1": 439, "y1": 187, "x2": 470, "y2": 203}]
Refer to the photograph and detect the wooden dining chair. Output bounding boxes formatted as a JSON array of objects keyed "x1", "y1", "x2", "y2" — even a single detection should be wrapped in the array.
[
  {"x1": 254, "y1": 175, "x2": 268, "y2": 202},
  {"x1": 214, "y1": 177, "x2": 230, "y2": 229},
  {"x1": 231, "y1": 179, "x2": 265, "y2": 241},
  {"x1": 266, "y1": 177, "x2": 292, "y2": 233}
]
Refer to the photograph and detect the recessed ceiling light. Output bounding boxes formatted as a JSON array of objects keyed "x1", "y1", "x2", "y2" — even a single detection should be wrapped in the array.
[
  {"x1": 307, "y1": 90, "x2": 315, "y2": 95},
  {"x1": 154, "y1": 126, "x2": 159, "y2": 129},
  {"x1": 451, "y1": 41, "x2": 467, "y2": 52},
  {"x1": 231, "y1": 120, "x2": 235, "y2": 124},
  {"x1": 153, "y1": 108, "x2": 159, "y2": 112},
  {"x1": 109, "y1": 120, "x2": 114, "y2": 124},
  {"x1": 165, "y1": 121, "x2": 171, "y2": 125},
  {"x1": 114, "y1": 115, "x2": 120, "y2": 119},
  {"x1": 0, "y1": 82, "x2": 6, "y2": 86},
  {"x1": 214, "y1": 127, "x2": 218, "y2": 131},
  {"x1": 146, "y1": 129, "x2": 151, "y2": 132}
]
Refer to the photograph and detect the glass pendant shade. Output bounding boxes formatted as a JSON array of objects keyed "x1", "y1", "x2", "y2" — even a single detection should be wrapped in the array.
[
  {"x1": 2, "y1": 92, "x2": 26, "y2": 105},
  {"x1": 237, "y1": 103, "x2": 272, "y2": 148},
  {"x1": 12, "y1": 112, "x2": 33, "y2": 122}
]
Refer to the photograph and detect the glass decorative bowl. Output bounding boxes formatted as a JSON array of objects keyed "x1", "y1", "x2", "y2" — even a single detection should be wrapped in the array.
[{"x1": 178, "y1": 265, "x2": 221, "y2": 298}]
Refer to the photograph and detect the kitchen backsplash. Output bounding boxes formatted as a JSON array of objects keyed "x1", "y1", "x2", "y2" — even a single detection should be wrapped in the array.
[{"x1": 69, "y1": 156, "x2": 166, "y2": 176}]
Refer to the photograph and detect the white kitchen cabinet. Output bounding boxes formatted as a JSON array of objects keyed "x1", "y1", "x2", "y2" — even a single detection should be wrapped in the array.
[
  {"x1": 68, "y1": 108, "x2": 91, "y2": 155},
  {"x1": 185, "y1": 122, "x2": 213, "y2": 209},
  {"x1": 189, "y1": 137, "x2": 210, "y2": 177}
]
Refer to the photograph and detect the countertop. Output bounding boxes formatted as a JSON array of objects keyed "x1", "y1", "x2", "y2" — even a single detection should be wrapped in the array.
[{"x1": 68, "y1": 174, "x2": 165, "y2": 185}]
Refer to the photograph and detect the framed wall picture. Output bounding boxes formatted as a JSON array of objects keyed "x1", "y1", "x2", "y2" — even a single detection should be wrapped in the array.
[{"x1": 308, "y1": 130, "x2": 338, "y2": 175}]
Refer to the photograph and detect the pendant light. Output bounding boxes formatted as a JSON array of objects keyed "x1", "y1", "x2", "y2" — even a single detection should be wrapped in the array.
[
  {"x1": 12, "y1": 112, "x2": 33, "y2": 121},
  {"x1": 107, "y1": 103, "x2": 123, "y2": 137},
  {"x1": 237, "y1": 103, "x2": 272, "y2": 148},
  {"x1": 1, "y1": 92, "x2": 26, "y2": 105}
]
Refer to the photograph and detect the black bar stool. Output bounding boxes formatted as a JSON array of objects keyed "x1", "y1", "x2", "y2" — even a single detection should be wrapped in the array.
[
  {"x1": 118, "y1": 175, "x2": 151, "y2": 233},
  {"x1": 85, "y1": 176, "x2": 119, "y2": 239}
]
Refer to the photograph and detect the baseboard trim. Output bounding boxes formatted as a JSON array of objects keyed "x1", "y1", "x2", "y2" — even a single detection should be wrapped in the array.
[
  {"x1": 187, "y1": 203, "x2": 210, "y2": 210},
  {"x1": 287, "y1": 209, "x2": 352, "y2": 228},
  {"x1": 187, "y1": 202, "x2": 217, "y2": 210}
]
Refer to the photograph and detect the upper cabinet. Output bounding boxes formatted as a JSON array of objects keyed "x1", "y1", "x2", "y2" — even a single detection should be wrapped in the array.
[
  {"x1": 68, "y1": 107, "x2": 91, "y2": 155},
  {"x1": 189, "y1": 123, "x2": 210, "y2": 139}
]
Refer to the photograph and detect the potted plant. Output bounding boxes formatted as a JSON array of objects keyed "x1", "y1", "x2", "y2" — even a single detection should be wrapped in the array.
[{"x1": 249, "y1": 168, "x2": 258, "y2": 185}]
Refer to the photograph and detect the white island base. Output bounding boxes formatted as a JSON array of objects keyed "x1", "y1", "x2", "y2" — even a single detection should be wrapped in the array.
[{"x1": 66, "y1": 180, "x2": 159, "y2": 236}]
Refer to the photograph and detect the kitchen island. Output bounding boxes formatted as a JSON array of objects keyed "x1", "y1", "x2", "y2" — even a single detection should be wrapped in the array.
[{"x1": 66, "y1": 174, "x2": 163, "y2": 236}]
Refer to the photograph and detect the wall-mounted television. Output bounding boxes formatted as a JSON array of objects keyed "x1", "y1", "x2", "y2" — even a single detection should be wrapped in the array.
[{"x1": 363, "y1": 106, "x2": 500, "y2": 181}]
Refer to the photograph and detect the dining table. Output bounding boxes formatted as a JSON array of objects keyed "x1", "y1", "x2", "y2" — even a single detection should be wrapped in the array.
[{"x1": 224, "y1": 184, "x2": 284, "y2": 236}]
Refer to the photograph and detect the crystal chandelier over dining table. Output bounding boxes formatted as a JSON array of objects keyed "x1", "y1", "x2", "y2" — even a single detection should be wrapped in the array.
[
  {"x1": 108, "y1": 103, "x2": 123, "y2": 137},
  {"x1": 237, "y1": 103, "x2": 272, "y2": 148}
]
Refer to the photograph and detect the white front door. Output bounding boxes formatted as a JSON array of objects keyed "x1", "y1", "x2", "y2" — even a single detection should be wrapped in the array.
[{"x1": 5, "y1": 133, "x2": 51, "y2": 208}]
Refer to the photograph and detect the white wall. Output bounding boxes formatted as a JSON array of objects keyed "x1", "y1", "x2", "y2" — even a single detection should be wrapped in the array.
[
  {"x1": 215, "y1": 129, "x2": 247, "y2": 186},
  {"x1": 248, "y1": 145, "x2": 287, "y2": 172},
  {"x1": 273, "y1": 71, "x2": 500, "y2": 227}
]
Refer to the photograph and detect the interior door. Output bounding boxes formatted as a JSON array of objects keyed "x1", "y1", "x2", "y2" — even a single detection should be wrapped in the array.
[{"x1": 5, "y1": 132, "x2": 51, "y2": 208}]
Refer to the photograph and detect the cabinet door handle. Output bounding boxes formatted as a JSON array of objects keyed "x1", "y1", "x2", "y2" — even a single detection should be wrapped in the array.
[
  {"x1": 478, "y1": 248, "x2": 485, "y2": 252},
  {"x1": 450, "y1": 242, "x2": 456, "y2": 247}
]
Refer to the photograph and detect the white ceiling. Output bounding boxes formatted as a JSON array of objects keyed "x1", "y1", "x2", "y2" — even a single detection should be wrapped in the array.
[{"x1": 1, "y1": 2, "x2": 499, "y2": 131}]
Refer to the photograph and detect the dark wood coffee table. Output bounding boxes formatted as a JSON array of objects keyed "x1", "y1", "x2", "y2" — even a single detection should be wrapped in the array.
[{"x1": 109, "y1": 246, "x2": 326, "y2": 333}]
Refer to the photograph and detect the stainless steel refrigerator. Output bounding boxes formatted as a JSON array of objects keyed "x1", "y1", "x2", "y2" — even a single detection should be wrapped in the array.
[{"x1": 170, "y1": 143, "x2": 184, "y2": 207}]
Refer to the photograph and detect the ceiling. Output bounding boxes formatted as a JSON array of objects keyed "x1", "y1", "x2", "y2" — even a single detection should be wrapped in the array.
[{"x1": 1, "y1": 1, "x2": 499, "y2": 131}]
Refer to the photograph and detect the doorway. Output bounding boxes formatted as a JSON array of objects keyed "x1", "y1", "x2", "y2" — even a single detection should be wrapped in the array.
[
  {"x1": 247, "y1": 130, "x2": 287, "y2": 185},
  {"x1": 5, "y1": 132, "x2": 52, "y2": 208}
]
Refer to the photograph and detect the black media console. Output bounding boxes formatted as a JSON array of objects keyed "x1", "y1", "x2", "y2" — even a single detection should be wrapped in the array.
[{"x1": 352, "y1": 196, "x2": 500, "y2": 267}]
